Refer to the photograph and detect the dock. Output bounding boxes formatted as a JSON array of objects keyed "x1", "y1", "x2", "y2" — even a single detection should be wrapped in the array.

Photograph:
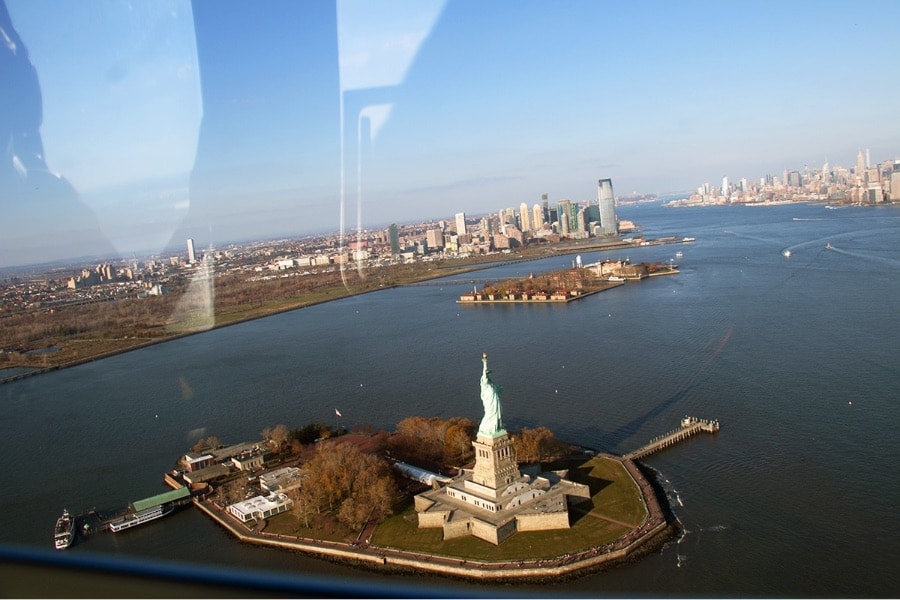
[
  {"x1": 70, "y1": 484, "x2": 194, "y2": 540},
  {"x1": 624, "y1": 416, "x2": 720, "y2": 460}
]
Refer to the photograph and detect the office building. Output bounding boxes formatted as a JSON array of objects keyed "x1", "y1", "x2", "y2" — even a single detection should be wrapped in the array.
[
  {"x1": 455, "y1": 212, "x2": 467, "y2": 236},
  {"x1": 597, "y1": 178, "x2": 618, "y2": 235},
  {"x1": 519, "y1": 202, "x2": 531, "y2": 232},
  {"x1": 556, "y1": 199, "x2": 576, "y2": 236},
  {"x1": 426, "y1": 228, "x2": 444, "y2": 250},
  {"x1": 532, "y1": 204, "x2": 544, "y2": 230},
  {"x1": 388, "y1": 224, "x2": 400, "y2": 257},
  {"x1": 891, "y1": 162, "x2": 900, "y2": 202},
  {"x1": 186, "y1": 238, "x2": 196, "y2": 264}
]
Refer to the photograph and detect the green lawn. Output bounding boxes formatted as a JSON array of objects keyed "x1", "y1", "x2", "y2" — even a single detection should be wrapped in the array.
[{"x1": 264, "y1": 510, "x2": 358, "y2": 544}]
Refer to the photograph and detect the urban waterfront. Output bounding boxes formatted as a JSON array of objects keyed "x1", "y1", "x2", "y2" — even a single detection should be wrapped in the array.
[{"x1": 1, "y1": 203, "x2": 898, "y2": 597}]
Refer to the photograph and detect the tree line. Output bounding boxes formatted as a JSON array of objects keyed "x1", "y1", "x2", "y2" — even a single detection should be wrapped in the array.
[{"x1": 201, "y1": 415, "x2": 571, "y2": 535}]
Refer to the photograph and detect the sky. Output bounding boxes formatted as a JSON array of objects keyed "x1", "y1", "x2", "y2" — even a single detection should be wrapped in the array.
[{"x1": 2, "y1": 0, "x2": 899, "y2": 267}]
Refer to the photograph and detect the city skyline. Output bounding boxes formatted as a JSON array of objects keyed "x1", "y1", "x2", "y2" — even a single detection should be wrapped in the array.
[{"x1": 3, "y1": 0, "x2": 900, "y2": 268}]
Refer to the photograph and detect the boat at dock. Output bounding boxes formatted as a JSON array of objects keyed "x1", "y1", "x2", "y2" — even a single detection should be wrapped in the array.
[
  {"x1": 107, "y1": 485, "x2": 191, "y2": 533},
  {"x1": 54, "y1": 508, "x2": 75, "y2": 550},
  {"x1": 108, "y1": 504, "x2": 174, "y2": 532}
]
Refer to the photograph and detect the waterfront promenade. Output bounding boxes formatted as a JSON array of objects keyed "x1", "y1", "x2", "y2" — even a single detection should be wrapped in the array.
[{"x1": 184, "y1": 454, "x2": 674, "y2": 582}]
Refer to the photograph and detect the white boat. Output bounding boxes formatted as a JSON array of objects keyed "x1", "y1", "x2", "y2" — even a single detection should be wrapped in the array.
[
  {"x1": 782, "y1": 249, "x2": 791, "y2": 258},
  {"x1": 108, "y1": 504, "x2": 174, "y2": 532},
  {"x1": 54, "y1": 509, "x2": 75, "y2": 550},
  {"x1": 675, "y1": 251, "x2": 683, "y2": 258}
]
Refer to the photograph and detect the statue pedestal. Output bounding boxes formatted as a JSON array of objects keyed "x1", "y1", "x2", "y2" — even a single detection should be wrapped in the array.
[{"x1": 471, "y1": 433, "x2": 520, "y2": 491}]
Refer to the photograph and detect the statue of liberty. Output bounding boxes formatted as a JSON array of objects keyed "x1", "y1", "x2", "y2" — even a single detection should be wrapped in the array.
[{"x1": 478, "y1": 353, "x2": 505, "y2": 437}]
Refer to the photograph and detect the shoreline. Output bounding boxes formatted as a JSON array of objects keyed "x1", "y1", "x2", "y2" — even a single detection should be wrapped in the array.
[
  {"x1": 181, "y1": 454, "x2": 678, "y2": 583},
  {"x1": 1, "y1": 236, "x2": 687, "y2": 384},
  {"x1": 0, "y1": 240, "x2": 651, "y2": 384}
]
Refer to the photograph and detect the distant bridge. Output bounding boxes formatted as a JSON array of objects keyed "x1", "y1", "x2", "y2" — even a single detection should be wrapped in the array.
[{"x1": 624, "y1": 417, "x2": 720, "y2": 461}]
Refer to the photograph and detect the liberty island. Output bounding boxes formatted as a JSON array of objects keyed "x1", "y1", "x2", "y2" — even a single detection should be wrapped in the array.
[{"x1": 90, "y1": 353, "x2": 698, "y2": 582}]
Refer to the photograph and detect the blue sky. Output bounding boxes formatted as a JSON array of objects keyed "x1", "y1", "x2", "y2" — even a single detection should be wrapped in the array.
[{"x1": 2, "y1": 0, "x2": 899, "y2": 266}]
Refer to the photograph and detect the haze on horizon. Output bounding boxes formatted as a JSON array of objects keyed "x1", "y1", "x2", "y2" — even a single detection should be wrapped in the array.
[{"x1": 2, "y1": 0, "x2": 899, "y2": 268}]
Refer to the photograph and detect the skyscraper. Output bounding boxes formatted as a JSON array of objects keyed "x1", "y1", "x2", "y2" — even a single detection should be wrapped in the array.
[
  {"x1": 388, "y1": 224, "x2": 400, "y2": 257},
  {"x1": 455, "y1": 212, "x2": 467, "y2": 236},
  {"x1": 597, "y1": 178, "x2": 617, "y2": 235},
  {"x1": 556, "y1": 199, "x2": 576, "y2": 236},
  {"x1": 519, "y1": 202, "x2": 531, "y2": 232},
  {"x1": 532, "y1": 203, "x2": 544, "y2": 231},
  {"x1": 890, "y1": 161, "x2": 900, "y2": 202},
  {"x1": 186, "y1": 238, "x2": 196, "y2": 264},
  {"x1": 426, "y1": 228, "x2": 443, "y2": 250}
]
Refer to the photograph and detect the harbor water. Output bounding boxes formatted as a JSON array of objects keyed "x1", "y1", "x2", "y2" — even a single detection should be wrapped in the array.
[{"x1": 1, "y1": 202, "x2": 898, "y2": 597}]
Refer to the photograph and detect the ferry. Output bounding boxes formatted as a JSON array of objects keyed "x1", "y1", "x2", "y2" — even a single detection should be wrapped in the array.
[
  {"x1": 107, "y1": 485, "x2": 191, "y2": 532},
  {"x1": 108, "y1": 504, "x2": 174, "y2": 532},
  {"x1": 54, "y1": 508, "x2": 75, "y2": 550}
]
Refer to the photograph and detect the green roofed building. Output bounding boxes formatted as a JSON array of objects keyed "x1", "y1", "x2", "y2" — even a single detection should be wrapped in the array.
[{"x1": 130, "y1": 486, "x2": 190, "y2": 513}]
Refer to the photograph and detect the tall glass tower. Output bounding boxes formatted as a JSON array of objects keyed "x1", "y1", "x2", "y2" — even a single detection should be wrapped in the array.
[
  {"x1": 388, "y1": 224, "x2": 400, "y2": 257},
  {"x1": 597, "y1": 178, "x2": 618, "y2": 235}
]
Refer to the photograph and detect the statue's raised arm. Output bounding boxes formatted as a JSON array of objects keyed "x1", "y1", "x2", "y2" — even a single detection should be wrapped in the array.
[{"x1": 478, "y1": 354, "x2": 505, "y2": 437}]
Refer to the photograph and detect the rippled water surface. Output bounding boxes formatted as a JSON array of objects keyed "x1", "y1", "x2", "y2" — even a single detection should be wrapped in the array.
[{"x1": 2, "y1": 203, "x2": 898, "y2": 597}]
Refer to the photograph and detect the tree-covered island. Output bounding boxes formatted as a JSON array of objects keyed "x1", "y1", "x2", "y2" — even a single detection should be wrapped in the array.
[
  {"x1": 173, "y1": 416, "x2": 675, "y2": 581},
  {"x1": 459, "y1": 259, "x2": 678, "y2": 303}
]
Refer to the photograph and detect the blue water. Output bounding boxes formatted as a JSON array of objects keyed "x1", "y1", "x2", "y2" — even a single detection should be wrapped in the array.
[{"x1": 1, "y1": 203, "x2": 898, "y2": 597}]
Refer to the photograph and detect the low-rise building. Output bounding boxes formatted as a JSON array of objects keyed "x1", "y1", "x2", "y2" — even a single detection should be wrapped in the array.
[
  {"x1": 227, "y1": 493, "x2": 293, "y2": 523},
  {"x1": 259, "y1": 466, "x2": 305, "y2": 493},
  {"x1": 182, "y1": 452, "x2": 214, "y2": 473},
  {"x1": 231, "y1": 452, "x2": 264, "y2": 471}
]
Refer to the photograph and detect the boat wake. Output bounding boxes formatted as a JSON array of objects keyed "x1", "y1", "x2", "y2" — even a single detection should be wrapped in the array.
[{"x1": 824, "y1": 244, "x2": 900, "y2": 268}]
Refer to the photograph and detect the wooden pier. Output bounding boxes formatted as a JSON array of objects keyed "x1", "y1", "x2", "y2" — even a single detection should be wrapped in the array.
[{"x1": 624, "y1": 416, "x2": 720, "y2": 460}]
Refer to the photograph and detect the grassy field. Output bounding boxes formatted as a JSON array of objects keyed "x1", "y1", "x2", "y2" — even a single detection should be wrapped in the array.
[
  {"x1": 264, "y1": 511, "x2": 358, "y2": 544},
  {"x1": 369, "y1": 456, "x2": 646, "y2": 562}
]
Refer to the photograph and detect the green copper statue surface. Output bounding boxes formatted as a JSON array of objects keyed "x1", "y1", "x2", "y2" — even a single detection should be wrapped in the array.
[{"x1": 478, "y1": 353, "x2": 505, "y2": 437}]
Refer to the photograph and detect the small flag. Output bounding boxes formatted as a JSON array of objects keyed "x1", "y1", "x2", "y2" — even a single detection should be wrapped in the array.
[{"x1": 335, "y1": 408, "x2": 342, "y2": 418}]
